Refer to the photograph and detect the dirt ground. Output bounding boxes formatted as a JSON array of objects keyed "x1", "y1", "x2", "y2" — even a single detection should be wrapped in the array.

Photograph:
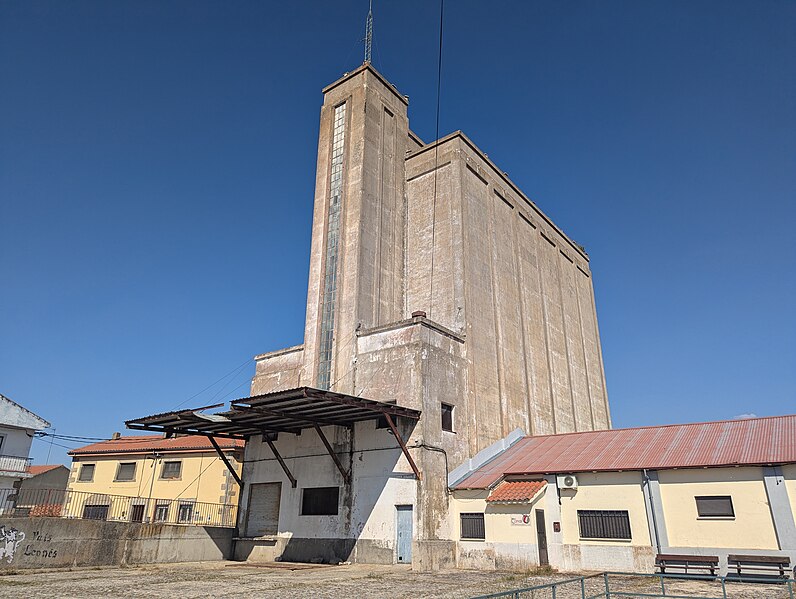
[{"x1": 0, "y1": 562, "x2": 791, "y2": 599}]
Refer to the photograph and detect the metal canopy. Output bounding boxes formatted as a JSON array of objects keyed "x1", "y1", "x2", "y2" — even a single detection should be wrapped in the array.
[
  {"x1": 126, "y1": 387, "x2": 421, "y2": 439},
  {"x1": 125, "y1": 387, "x2": 424, "y2": 482}
]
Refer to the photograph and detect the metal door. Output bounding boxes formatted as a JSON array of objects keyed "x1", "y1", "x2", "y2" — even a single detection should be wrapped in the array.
[
  {"x1": 396, "y1": 505, "x2": 413, "y2": 564},
  {"x1": 535, "y1": 509, "x2": 549, "y2": 566},
  {"x1": 245, "y1": 482, "x2": 281, "y2": 536}
]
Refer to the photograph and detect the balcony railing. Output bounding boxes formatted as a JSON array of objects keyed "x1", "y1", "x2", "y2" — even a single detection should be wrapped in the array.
[
  {"x1": 0, "y1": 455, "x2": 33, "y2": 474},
  {"x1": 0, "y1": 487, "x2": 238, "y2": 528}
]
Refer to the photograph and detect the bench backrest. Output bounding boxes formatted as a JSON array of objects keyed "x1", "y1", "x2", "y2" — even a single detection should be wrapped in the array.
[
  {"x1": 727, "y1": 554, "x2": 790, "y2": 566},
  {"x1": 656, "y1": 554, "x2": 719, "y2": 565}
]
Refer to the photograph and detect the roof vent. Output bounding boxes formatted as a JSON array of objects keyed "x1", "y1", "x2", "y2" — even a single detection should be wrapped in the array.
[{"x1": 111, "y1": 432, "x2": 121, "y2": 440}]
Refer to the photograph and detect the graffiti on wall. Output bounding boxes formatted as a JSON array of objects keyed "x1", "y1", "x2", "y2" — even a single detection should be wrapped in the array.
[{"x1": 0, "y1": 526, "x2": 26, "y2": 564}]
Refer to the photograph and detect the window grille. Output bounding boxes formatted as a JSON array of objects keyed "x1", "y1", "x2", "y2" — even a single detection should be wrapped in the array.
[
  {"x1": 317, "y1": 102, "x2": 347, "y2": 390},
  {"x1": 577, "y1": 510, "x2": 632, "y2": 539},
  {"x1": 460, "y1": 512, "x2": 485, "y2": 540},
  {"x1": 154, "y1": 503, "x2": 170, "y2": 522},
  {"x1": 178, "y1": 502, "x2": 194, "y2": 523},
  {"x1": 695, "y1": 496, "x2": 734, "y2": 518}
]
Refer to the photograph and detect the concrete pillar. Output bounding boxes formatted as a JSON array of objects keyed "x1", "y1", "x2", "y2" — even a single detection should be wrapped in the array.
[
  {"x1": 763, "y1": 466, "x2": 796, "y2": 550},
  {"x1": 641, "y1": 469, "x2": 668, "y2": 553}
]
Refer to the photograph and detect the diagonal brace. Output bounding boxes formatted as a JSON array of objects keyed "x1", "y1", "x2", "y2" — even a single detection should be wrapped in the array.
[
  {"x1": 205, "y1": 435, "x2": 243, "y2": 487},
  {"x1": 265, "y1": 437, "x2": 297, "y2": 488},
  {"x1": 384, "y1": 414, "x2": 421, "y2": 480},
  {"x1": 314, "y1": 424, "x2": 351, "y2": 484}
]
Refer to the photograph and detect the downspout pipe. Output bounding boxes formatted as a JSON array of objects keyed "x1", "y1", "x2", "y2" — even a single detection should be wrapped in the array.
[{"x1": 643, "y1": 468, "x2": 662, "y2": 554}]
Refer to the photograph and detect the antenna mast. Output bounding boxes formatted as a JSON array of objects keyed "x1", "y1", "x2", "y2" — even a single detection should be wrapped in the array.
[{"x1": 364, "y1": 0, "x2": 373, "y2": 64}]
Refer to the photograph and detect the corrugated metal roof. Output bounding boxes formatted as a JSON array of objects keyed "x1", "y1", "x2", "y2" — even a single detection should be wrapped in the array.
[
  {"x1": 69, "y1": 435, "x2": 244, "y2": 456},
  {"x1": 455, "y1": 414, "x2": 796, "y2": 489},
  {"x1": 486, "y1": 480, "x2": 547, "y2": 504}
]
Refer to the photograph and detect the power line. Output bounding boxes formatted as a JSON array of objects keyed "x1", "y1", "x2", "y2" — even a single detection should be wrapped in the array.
[{"x1": 172, "y1": 356, "x2": 252, "y2": 410}]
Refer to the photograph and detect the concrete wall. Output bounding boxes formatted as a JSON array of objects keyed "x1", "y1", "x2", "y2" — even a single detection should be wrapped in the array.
[
  {"x1": 405, "y1": 133, "x2": 611, "y2": 448},
  {"x1": 0, "y1": 517, "x2": 233, "y2": 570},
  {"x1": 20, "y1": 467, "x2": 69, "y2": 491},
  {"x1": 68, "y1": 449, "x2": 242, "y2": 511}
]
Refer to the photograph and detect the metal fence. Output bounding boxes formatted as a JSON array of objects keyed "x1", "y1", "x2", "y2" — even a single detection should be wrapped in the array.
[
  {"x1": 0, "y1": 455, "x2": 33, "y2": 474},
  {"x1": 472, "y1": 571, "x2": 796, "y2": 599},
  {"x1": 0, "y1": 487, "x2": 237, "y2": 528}
]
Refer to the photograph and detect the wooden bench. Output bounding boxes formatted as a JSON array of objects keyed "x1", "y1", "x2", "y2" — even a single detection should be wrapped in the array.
[
  {"x1": 655, "y1": 554, "x2": 719, "y2": 578},
  {"x1": 727, "y1": 554, "x2": 791, "y2": 582}
]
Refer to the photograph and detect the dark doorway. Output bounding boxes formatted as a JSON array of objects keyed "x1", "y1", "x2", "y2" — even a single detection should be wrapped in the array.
[{"x1": 535, "y1": 509, "x2": 549, "y2": 566}]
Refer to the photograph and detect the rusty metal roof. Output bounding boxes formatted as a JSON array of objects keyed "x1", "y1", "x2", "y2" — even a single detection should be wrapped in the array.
[
  {"x1": 486, "y1": 480, "x2": 547, "y2": 504},
  {"x1": 455, "y1": 414, "x2": 796, "y2": 489}
]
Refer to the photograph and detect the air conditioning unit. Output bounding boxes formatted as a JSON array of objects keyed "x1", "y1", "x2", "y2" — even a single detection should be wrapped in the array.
[{"x1": 557, "y1": 474, "x2": 578, "y2": 490}]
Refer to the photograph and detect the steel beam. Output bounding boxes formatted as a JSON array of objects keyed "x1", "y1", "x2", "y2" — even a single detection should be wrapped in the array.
[
  {"x1": 205, "y1": 435, "x2": 243, "y2": 487},
  {"x1": 265, "y1": 438, "x2": 297, "y2": 488},
  {"x1": 384, "y1": 414, "x2": 421, "y2": 480},
  {"x1": 314, "y1": 424, "x2": 350, "y2": 483}
]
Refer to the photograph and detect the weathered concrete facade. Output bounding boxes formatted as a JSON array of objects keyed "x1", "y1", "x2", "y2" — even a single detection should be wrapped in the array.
[
  {"x1": 0, "y1": 517, "x2": 233, "y2": 570},
  {"x1": 241, "y1": 63, "x2": 611, "y2": 568}
]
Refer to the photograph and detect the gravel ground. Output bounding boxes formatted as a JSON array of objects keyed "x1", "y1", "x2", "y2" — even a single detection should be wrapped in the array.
[{"x1": 0, "y1": 562, "x2": 791, "y2": 598}]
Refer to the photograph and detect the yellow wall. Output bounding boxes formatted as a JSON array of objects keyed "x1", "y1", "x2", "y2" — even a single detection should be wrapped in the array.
[
  {"x1": 449, "y1": 488, "x2": 545, "y2": 544},
  {"x1": 68, "y1": 450, "x2": 241, "y2": 508},
  {"x1": 558, "y1": 471, "x2": 651, "y2": 547},
  {"x1": 658, "y1": 467, "x2": 778, "y2": 550}
]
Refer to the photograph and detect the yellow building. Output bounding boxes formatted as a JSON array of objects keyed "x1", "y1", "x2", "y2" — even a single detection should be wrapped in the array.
[
  {"x1": 449, "y1": 415, "x2": 796, "y2": 574},
  {"x1": 67, "y1": 434, "x2": 244, "y2": 525}
]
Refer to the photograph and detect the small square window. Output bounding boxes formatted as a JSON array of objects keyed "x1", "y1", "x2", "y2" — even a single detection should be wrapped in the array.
[
  {"x1": 78, "y1": 464, "x2": 95, "y2": 482},
  {"x1": 695, "y1": 496, "x2": 734, "y2": 518},
  {"x1": 160, "y1": 461, "x2": 182, "y2": 480},
  {"x1": 460, "y1": 513, "x2": 485, "y2": 540},
  {"x1": 301, "y1": 487, "x2": 339, "y2": 516},
  {"x1": 177, "y1": 502, "x2": 194, "y2": 523},
  {"x1": 154, "y1": 503, "x2": 170, "y2": 522},
  {"x1": 441, "y1": 403, "x2": 454, "y2": 432},
  {"x1": 115, "y1": 462, "x2": 136, "y2": 482}
]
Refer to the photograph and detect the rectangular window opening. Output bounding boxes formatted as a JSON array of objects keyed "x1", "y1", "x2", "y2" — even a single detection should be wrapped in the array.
[
  {"x1": 695, "y1": 496, "x2": 734, "y2": 518},
  {"x1": 301, "y1": 487, "x2": 339, "y2": 516},
  {"x1": 577, "y1": 510, "x2": 632, "y2": 540},
  {"x1": 154, "y1": 503, "x2": 170, "y2": 522},
  {"x1": 441, "y1": 403, "x2": 454, "y2": 432},
  {"x1": 160, "y1": 461, "x2": 182, "y2": 480},
  {"x1": 460, "y1": 512, "x2": 485, "y2": 540},
  {"x1": 115, "y1": 462, "x2": 136, "y2": 482},
  {"x1": 78, "y1": 463, "x2": 95, "y2": 482}
]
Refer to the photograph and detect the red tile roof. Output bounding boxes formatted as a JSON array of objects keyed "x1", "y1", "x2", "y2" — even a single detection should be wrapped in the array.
[
  {"x1": 27, "y1": 464, "x2": 65, "y2": 476},
  {"x1": 486, "y1": 480, "x2": 547, "y2": 503},
  {"x1": 456, "y1": 414, "x2": 796, "y2": 489},
  {"x1": 68, "y1": 435, "x2": 244, "y2": 456}
]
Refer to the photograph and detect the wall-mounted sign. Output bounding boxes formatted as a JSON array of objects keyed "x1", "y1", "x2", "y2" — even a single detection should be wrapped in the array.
[
  {"x1": 510, "y1": 514, "x2": 532, "y2": 526},
  {"x1": 553, "y1": 521, "x2": 561, "y2": 532}
]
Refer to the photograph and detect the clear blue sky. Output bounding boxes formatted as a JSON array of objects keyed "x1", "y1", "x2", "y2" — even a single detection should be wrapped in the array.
[{"x1": 2, "y1": 1, "x2": 794, "y2": 466}]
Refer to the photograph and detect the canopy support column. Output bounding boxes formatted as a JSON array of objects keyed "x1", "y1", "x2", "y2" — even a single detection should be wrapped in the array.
[
  {"x1": 205, "y1": 435, "x2": 243, "y2": 487},
  {"x1": 384, "y1": 414, "x2": 421, "y2": 480},
  {"x1": 265, "y1": 437, "x2": 297, "y2": 488},
  {"x1": 314, "y1": 424, "x2": 351, "y2": 484}
]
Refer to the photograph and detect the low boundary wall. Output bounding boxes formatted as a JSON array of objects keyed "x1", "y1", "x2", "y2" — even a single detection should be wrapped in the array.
[{"x1": 0, "y1": 517, "x2": 234, "y2": 570}]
